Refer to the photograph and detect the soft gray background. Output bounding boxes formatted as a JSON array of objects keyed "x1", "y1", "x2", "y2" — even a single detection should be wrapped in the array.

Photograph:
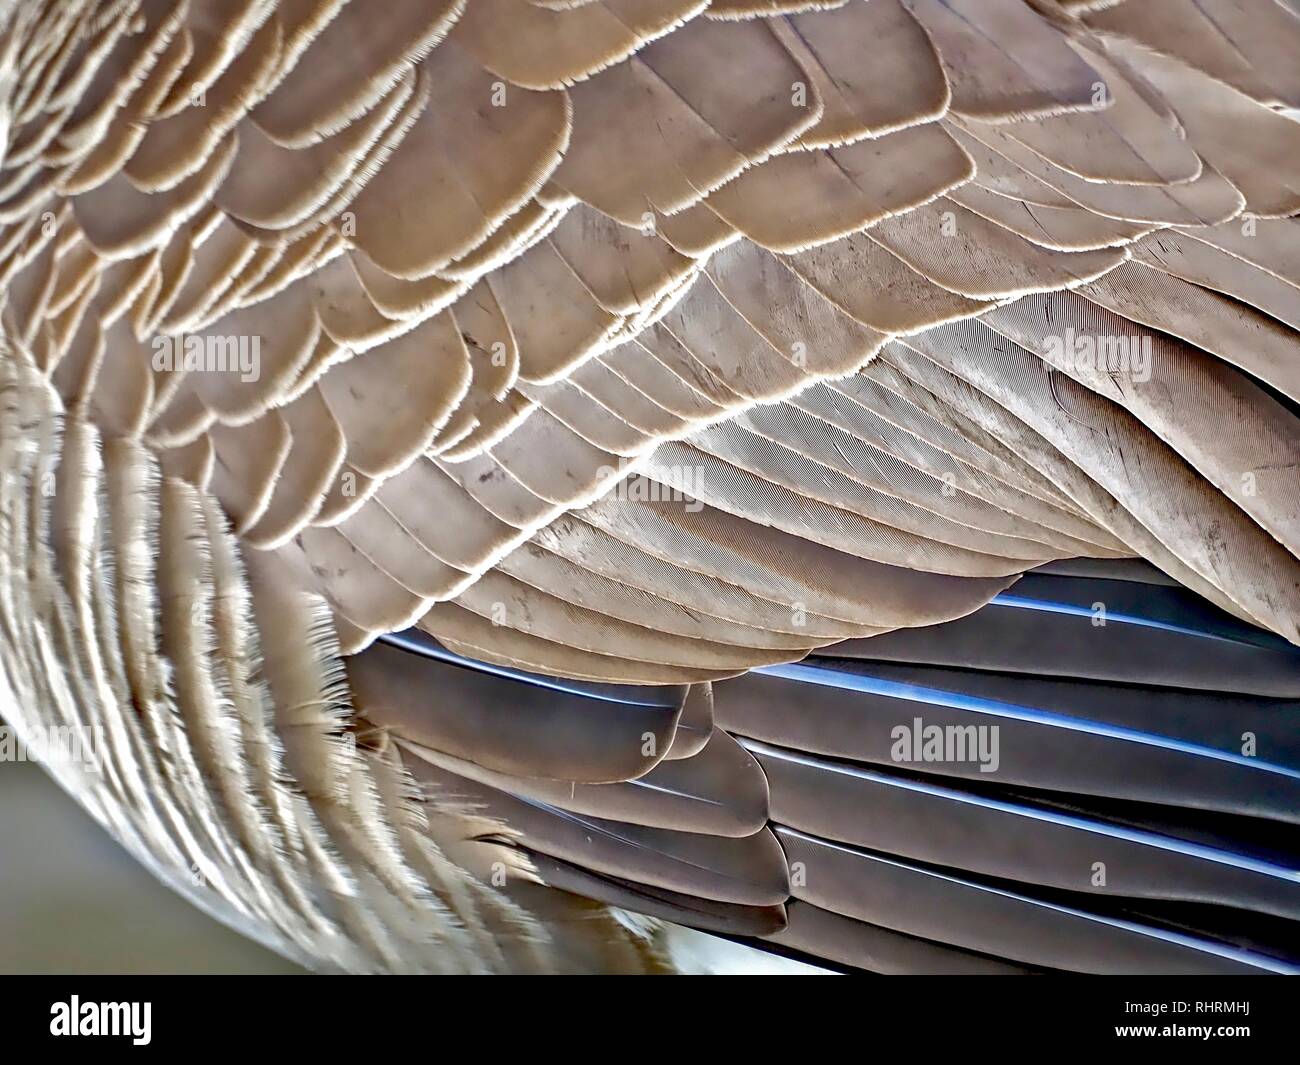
[{"x1": 0, "y1": 756, "x2": 304, "y2": 974}]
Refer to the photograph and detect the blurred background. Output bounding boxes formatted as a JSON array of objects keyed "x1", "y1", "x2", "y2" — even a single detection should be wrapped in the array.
[{"x1": 0, "y1": 754, "x2": 304, "y2": 974}]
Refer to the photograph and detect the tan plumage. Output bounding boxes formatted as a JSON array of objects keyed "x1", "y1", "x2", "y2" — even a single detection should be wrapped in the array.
[{"x1": 2, "y1": 0, "x2": 1300, "y2": 975}]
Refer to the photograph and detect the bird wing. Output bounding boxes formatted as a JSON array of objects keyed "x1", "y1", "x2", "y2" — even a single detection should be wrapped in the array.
[{"x1": 2, "y1": 0, "x2": 1299, "y2": 972}]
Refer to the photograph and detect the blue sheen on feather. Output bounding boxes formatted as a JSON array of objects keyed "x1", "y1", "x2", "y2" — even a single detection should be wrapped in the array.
[
  {"x1": 991, "y1": 592, "x2": 1300, "y2": 650},
  {"x1": 381, "y1": 628, "x2": 681, "y2": 709},
  {"x1": 747, "y1": 740, "x2": 1300, "y2": 882},
  {"x1": 778, "y1": 828, "x2": 1300, "y2": 975},
  {"x1": 754, "y1": 660, "x2": 1300, "y2": 782}
]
